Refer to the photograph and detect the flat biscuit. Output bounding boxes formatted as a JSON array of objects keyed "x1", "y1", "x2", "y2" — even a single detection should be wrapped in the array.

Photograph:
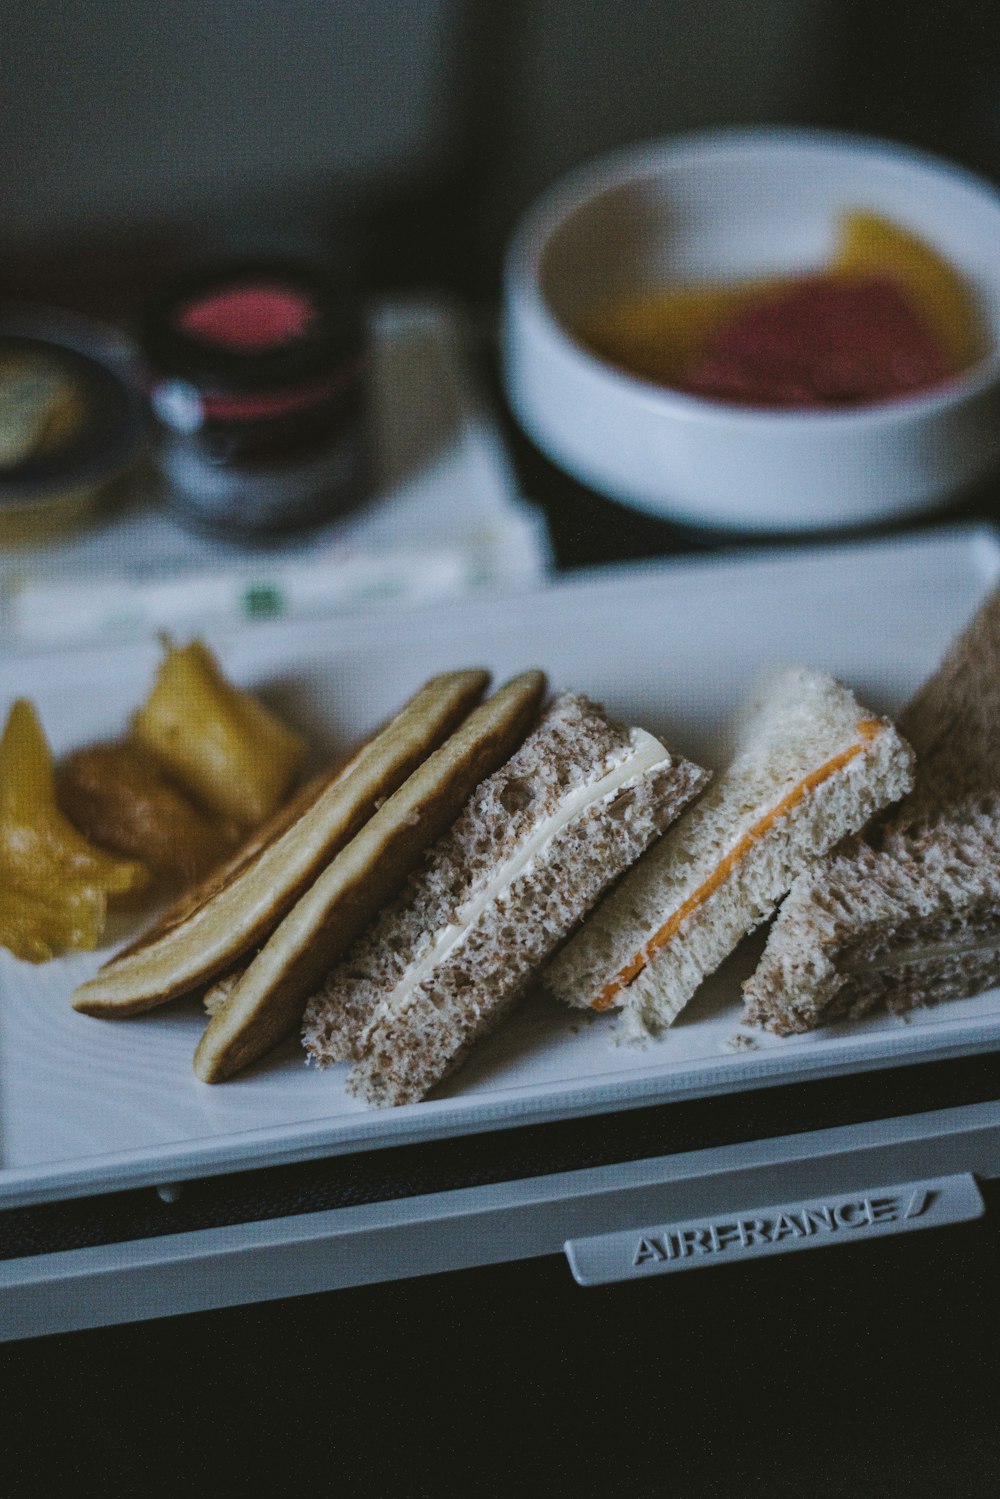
[
  {"x1": 193, "y1": 669, "x2": 547, "y2": 1082},
  {"x1": 72, "y1": 669, "x2": 490, "y2": 1017},
  {"x1": 112, "y1": 762, "x2": 349, "y2": 963}
]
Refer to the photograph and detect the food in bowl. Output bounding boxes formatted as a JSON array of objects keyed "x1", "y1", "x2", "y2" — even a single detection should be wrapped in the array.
[
  {"x1": 502, "y1": 129, "x2": 1000, "y2": 531},
  {"x1": 580, "y1": 212, "x2": 984, "y2": 408}
]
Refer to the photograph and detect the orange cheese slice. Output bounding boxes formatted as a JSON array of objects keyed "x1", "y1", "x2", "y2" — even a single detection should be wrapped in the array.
[{"x1": 590, "y1": 719, "x2": 884, "y2": 1011}]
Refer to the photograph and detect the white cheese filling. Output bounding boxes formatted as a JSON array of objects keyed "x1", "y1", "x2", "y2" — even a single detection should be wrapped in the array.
[
  {"x1": 842, "y1": 932, "x2": 1000, "y2": 975},
  {"x1": 360, "y1": 728, "x2": 671, "y2": 1038}
]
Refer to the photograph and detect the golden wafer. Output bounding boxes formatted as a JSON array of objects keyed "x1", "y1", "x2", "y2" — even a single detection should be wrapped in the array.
[
  {"x1": 193, "y1": 669, "x2": 547, "y2": 1082},
  {"x1": 72, "y1": 670, "x2": 490, "y2": 1017}
]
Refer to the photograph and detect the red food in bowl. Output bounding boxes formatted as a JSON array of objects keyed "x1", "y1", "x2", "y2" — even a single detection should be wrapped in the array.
[{"x1": 679, "y1": 274, "x2": 954, "y2": 408}]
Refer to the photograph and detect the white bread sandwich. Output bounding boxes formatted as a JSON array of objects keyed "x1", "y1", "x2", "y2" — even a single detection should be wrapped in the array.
[
  {"x1": 543, "y1": 666, "x2": 914, "y2": 1036},
  {"x1": 301, "y1": 692, "x2": 709, "y2": 1106},
  {"x1": 743, "y1": 587, "x2": 1000, "y2": 1034}
]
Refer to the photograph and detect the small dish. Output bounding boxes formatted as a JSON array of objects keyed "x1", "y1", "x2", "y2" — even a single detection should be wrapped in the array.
[
  {"x1": 0, "y1": 309, "x2": 148, "y2": 546},
  {"x1": 502, "y1": 128, "x2": 1000, "y2": 533}
]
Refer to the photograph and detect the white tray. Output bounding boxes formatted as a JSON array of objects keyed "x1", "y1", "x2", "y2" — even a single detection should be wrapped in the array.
[{"x1": 2, "y1": 524, "x2": 999, "y2": 1208}]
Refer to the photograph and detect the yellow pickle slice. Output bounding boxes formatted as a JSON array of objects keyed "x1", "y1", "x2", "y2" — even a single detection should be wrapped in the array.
[
  {"x1": 0, "y1": 699, "x2": 149, "y2": 962},
  {"x1": 131, "y1": 639, "x2": 307, "y2": 828}
]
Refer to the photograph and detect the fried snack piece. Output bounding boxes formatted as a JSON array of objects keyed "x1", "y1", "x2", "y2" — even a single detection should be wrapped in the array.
[
  {"x1": 58, "y1": 740, "x2": 239, "y2": 883},
  {"x1": 132, "y1": 639, "x2": 307, "y2": 827},
  {"x1": 72, "y1": 669, "x2": 491, "y2": 1016},
  {"x1": 1, "y1": 883, "x2": 106, "y2": 965},
  {"x1": 193, "y1": 669, "x2": 547, "y2": 1084},
  {"x1": 0, "y1": 700, "x2": 149, "y2": 963}
]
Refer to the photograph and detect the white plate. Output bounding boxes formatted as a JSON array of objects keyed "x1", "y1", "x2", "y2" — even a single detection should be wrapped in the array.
[{"x1": 2, "y1": 524, "x2": 999, "y2": 1208}]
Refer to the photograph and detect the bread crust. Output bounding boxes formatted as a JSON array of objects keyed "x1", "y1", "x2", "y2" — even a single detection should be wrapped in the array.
[
  {"x1": 744, "y1": 586, "x2": 1000, "y2": 1032},
  {"x1": 545, "y1": 666, "x2": 913, "y2": 1033},
  {"x1": 303, "y1": 693, "x2": 708, "y2": 1105}
]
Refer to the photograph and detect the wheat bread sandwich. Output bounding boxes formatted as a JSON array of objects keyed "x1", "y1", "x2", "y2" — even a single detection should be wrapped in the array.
[
  {"x1": 73, "y1": 669, "x2": 492, "y2": 1018},
  {"x1": 543, "y1": 666, "x2": 914, "y2": 1037},
  {"x1": 743, "y1": 587, "x2": 1000, "y2": 1034},
  {"x1": 302, "y1": 692, "x2": 709, "y2": 1106},
  {"x1": 194, "y1": 670, "x2": 549, "y2": 1082}
]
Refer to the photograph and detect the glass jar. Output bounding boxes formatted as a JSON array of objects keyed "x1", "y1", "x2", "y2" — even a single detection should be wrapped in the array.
[{"x1": 140, "y1": 259, "x2": 368, "y2": 536}]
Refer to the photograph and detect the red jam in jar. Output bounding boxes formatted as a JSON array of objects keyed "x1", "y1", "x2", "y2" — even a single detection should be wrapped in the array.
[
  {"x1": 141, "y1": 260, "x2": 367, "y2": 535},
  {"x1": 176, "y1": 283, "x2": 316, "y2": 353}
]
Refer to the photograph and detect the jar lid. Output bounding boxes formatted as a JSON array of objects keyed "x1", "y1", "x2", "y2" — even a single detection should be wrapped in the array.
[{"x1": 140, "y1": 260, "x2": 362, "y2": 394}]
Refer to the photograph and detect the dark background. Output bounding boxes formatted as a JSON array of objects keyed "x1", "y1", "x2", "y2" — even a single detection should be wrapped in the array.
[
  {"x1": 4, "y1": 2, "x2": 1000, "y2": 316},
  {"x1": 2, "y1": 3, "x2": 999, "y2": 1491}
]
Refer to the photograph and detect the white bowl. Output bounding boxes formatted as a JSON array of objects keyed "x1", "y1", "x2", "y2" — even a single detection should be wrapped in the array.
[{"x1": 501, "y1": 128, "x2": 1000, "y2": 533}]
